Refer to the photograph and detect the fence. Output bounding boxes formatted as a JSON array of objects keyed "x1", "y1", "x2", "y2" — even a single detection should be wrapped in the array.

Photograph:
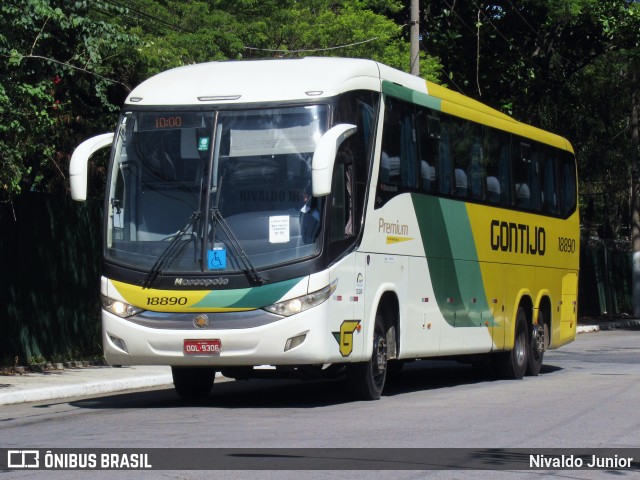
[
  {"x1": 0, "y1": 193, "x2": 103, "y2": 364},
  {"x1": 578, "y1": 238, "x2": 633, "y2": 317}
]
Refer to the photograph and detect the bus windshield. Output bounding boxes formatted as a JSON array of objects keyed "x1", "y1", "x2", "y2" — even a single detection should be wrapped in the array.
[{"x1": 105, "y1": 105, "x2": 329, "y2": 277}]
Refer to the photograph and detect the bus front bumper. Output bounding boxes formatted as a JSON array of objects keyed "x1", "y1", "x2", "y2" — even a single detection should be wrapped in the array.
[{"x1": 101, "y1": 304, "x2": 333, "y2": 367}]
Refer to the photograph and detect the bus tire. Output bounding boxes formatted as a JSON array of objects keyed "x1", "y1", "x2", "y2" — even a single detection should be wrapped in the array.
[
  {"x1": 527, "y1": 311, "x2": 546, "y2": 376},
  {"x1": 496, "y1": 307, "x2": 528, "y2": 380},
  {"x1": 346, "y1": 311, "x2": 388, "y2": 400},
  {"x1": 171, "y1": 366, "x2": 216, "y2": 399}
]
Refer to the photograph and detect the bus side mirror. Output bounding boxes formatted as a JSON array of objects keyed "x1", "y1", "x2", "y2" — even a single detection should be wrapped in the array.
[
  {"x1": 69, "y1": 133, "x2": 114, "y2": 201},
  {"x1": 311, "y1": 123, "x2": 357, "y2": 197}
]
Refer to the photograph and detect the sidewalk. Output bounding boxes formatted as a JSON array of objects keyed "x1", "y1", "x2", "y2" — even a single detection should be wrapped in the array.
[
  {"x1": 0, "y1": 364, "x2": 173, "y2": 406},
  {"x1": 577, "y1": 316, "x2": 640, "y2": 333},
  {"x1": 2, "y1": 319, "x2": 638, "y2": 406}
]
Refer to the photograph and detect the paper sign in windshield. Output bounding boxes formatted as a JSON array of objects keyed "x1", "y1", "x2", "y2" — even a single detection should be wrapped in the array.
[{"x1": 269, "y1": 216, "x2": 290, "y2": 243}]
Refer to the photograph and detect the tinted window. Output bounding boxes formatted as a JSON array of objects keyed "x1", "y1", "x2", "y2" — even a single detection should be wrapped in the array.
[{"x1": 374, "y1": 95, "x2": 576, "y2": 218}]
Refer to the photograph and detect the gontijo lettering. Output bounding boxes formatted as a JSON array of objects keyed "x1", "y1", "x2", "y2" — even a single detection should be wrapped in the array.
[{"x1": 490, "y1": 219, "x2": 546, "y2": 255}]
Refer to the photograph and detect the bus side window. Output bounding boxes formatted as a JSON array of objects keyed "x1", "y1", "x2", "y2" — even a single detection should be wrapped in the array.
[
  {"x1": 529, "y1": 144, "x2": 542, "y2": 211},
  {"x1": 469, "y1": 125, "x2": 484, "y2": 201},
  {"x1": 438, "y1": 120, "x2": 453, "y2": 195},
  {"x1": 377, "y1": 96, "x2": 417, "y2": 207},
  {"x1": 499, "y1": 142, "x2": 512, "y2": 206},
  {"x1": 560, "y1": 152, "x2": 577, "y2": 216},
  {"x1": 330, "y1": 161, "x2": 348, "y2": 243},
  {"x1": 452, "y1": 119, "x2": 469, "y2": 198},
  {"x1": 484, "y1": 127, "x2": 510, "y2": 206},
  {"x1": 416, "y1": 111, "x2": 439, "y2": 194},
  {"x1": 449, "y1": 119, "x2": 485, "y2": 201},
  {"x1": 515, "y1": 142, "x2": 532, "y2": 209},
  {"x1": 335, "y1": 89, "x2": 380, "y2": 234},
  {"x1": 541, "y1": 147, "x2": 558, "y2": 215}
]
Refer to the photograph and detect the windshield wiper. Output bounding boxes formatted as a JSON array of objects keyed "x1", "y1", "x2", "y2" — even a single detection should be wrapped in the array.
[
  {"x1": 142, "y1": 211, "x2": 200, "y2": 289},
  {"x1": 210, "y1": 207, "x2": 264, "y2": 286},
  {"x1": 209, "y1": 175, "x2": 264, "y2": 286}
]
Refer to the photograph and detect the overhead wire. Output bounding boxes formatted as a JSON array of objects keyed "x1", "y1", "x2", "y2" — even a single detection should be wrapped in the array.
[
  {"x1": 502, "y1": 0, "x2": 581, "y2": 72},
  {"x1": 99, "y1": 0, "x2": 193, "y2": 33},
  {"x1": 439, "y1": 0, "x2": 517, "y2": 93},
  {"x1": 244, "y1": 37, "x2": 380, "y2": 54}
]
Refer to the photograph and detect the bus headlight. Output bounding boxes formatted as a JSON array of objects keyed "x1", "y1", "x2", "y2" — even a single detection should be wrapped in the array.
[
  {"x1": 263, "y1": 282, "x2": 337, "y2": 317},
  {"x1": 101, "y1": 295, "x2": 144, "y2": 318}
]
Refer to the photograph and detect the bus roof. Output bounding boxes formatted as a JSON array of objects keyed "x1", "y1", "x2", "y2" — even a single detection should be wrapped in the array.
[
  {"x1": 125, "y1": 57, "x2": 384, "y2": 106},
  {"x1": 125, "y1": 57, "x2": 573, "y2": 152}
]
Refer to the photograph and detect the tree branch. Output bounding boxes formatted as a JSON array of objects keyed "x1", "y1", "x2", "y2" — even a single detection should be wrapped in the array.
[{"x1": 1, "y1": 53, "x2": 131, "y2": 92}]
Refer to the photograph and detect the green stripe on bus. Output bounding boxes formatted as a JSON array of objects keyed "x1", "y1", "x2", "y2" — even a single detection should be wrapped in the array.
[
  {"x1": 411, "y1": 195, "x2": 494, "y2": 327},
  {"x1": 192, "y1": 277, "x2": 304, "y2": 309},
  {"x1": 382, "y1": 80, "x2": 441, "y2": 111}
]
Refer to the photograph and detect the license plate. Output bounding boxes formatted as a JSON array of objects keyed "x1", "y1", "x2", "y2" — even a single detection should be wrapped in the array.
[{"x1": 184, "y1": 339, "x2": 221, "y2": 354}]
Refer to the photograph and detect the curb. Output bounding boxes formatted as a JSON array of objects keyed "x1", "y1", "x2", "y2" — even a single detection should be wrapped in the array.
[
  {"x1": 577, "y1": 325, "x2": 600, "y2": 334},
  {"x1": 0, "y1": 374, "x2": 173, "y2": 406},
  {"x1": 596, "y1": 319, "x2": 640, "y2": 330},
  {"x1": 577, "y1": 319, "x2": 640, "y2": 333}
]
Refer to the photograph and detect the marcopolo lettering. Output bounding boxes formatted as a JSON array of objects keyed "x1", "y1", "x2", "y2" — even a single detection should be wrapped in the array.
[
  {"x1": 490, "y1": 220, "x2": 546, "y2": 256},
  {"x1": 174, "y1": 278, "x2": 229, "y2": 287}
]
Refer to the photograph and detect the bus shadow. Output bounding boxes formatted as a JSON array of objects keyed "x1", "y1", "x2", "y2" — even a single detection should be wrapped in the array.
[
  {"x1": 68, "y1": 360, "x2": 564, "y2": 410},
  {"x1": 383, "y1": 360, "x2": 562, "y2": 397}
]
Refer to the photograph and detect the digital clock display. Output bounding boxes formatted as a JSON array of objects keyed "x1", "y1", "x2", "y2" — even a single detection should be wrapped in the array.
[{"x1": 138, "y1": 113, "x2": 201, "y2": 131}]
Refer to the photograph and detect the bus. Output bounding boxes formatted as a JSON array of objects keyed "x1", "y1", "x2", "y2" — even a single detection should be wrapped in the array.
[{"x1": 70, "y1": 57, "x2": 579, "y2": 400}]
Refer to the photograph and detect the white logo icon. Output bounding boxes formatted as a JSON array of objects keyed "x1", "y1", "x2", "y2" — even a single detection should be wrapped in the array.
[{"x1": 8, "y1": 450, "x2": 40, "y2": 468}]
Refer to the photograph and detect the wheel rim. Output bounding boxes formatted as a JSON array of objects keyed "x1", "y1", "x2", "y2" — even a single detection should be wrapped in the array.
[
  {"x1": 515, "y1": 329, "x2": 526, "y2": 367},
  {"x1": 372, "y1": 333, "x2": 387, "y2": 388},
  {"x1": 531, "y1": 326, "x2": 543, "y2": 361}
]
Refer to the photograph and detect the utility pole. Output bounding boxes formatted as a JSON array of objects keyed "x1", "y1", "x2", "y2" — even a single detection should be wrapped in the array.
[{"x1": 410, "y1": 0, "x2": 420, "y2": 76}]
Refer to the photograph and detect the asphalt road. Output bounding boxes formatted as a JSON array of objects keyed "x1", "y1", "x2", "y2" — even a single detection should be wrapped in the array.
[{"x1": 1, "y1": 329, "x2": 639, "y2": 479}]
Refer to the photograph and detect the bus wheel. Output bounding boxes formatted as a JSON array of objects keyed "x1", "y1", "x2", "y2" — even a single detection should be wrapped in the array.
[
  {"x1": 527, "y1": 311, "x2": 546, "y2": 376},
  {"x1": 346, "y1": 311, "x2": 388, "y2": 400},
  {"x1": 496, "y1": 307, "x2": 528, "y2": 380},
  {"x1": 171, "y1": 366, "x2": 216, "y2": 399}
]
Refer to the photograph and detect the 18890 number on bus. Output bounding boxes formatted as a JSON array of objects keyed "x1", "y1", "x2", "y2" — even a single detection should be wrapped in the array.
[
  {"x1": 558, "y1": 236, "x2": 576, "y2": 253},
  {"x1": 147, "y1": 297, "x2": 188, "y2": 306}
]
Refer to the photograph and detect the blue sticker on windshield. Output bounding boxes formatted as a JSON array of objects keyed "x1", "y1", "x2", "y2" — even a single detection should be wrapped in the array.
[{"x1": 207, "y1": 248, "x2": 226, "y2": 270}]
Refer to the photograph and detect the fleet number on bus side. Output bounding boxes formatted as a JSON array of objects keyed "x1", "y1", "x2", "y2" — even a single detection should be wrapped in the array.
[{"x1": 558, "y1": 236, "x2": 577, "y2": 253}]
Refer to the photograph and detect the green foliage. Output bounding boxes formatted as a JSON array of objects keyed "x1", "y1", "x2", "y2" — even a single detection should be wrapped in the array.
[
  {"x1": 116, "y1": 0, "x2": 441, "y2": 79},
  {"x1": 2, "y1": 0, "x2": 638, "y2": 238},
  {"x1": 0, "y1": 0, "x2": 442, "y2": 211},
  {"x1": 0, "y1": 0, "x2": 138, "y2": 206},
  {"x1": 424, "y1": 0, "x2": 640, "y2": 238}
]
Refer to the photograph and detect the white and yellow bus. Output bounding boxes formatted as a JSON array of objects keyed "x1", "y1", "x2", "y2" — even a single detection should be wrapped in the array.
[{"x1": 70, "y1": 58, "x2": 579, "y2": 400}]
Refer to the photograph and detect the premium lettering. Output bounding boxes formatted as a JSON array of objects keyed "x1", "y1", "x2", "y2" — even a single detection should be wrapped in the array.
[{"x1": 378, "y1": 218, "x2": 409, "y2": 236}]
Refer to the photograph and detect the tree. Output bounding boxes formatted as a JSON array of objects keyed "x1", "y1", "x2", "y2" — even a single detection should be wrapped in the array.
[
  {"x1": 421, "y1": 1, "x2": 640, "y2": 230},
  {"x1": 0, "y1": 0, "x2": 138, "y2": 210},
  {"x1": 120, "y1": 0, "x2": 442, "y2": 80}
]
